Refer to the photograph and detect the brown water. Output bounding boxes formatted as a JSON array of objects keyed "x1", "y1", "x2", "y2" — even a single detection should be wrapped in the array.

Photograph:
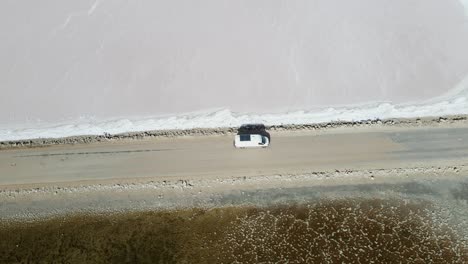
[{"x1": 1, "y1": 199, "x2": 466, "y2": 263}]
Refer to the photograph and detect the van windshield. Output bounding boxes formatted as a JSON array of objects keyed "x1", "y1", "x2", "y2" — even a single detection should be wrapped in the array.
[
  {"x1": 262, "y1": 136, "x2": 267, "y2": 144},
  {"x1": 240, "y1": 135, "x2": 251, "y2": 141}
]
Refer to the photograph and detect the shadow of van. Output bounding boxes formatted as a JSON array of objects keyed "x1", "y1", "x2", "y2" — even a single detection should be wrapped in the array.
[{"x1": 236, "y1": 124, "x2": 271, "y2": 143}]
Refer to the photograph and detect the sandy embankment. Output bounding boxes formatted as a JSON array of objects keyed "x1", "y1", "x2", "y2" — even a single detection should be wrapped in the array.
[{"x1": 0, "y1": 163, "x2": 466, "y2": 219}]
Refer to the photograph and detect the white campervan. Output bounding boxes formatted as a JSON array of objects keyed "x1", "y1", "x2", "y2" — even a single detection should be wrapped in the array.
[{"x1": 234, "y1": 134, "x2": 269, "y2": 148}]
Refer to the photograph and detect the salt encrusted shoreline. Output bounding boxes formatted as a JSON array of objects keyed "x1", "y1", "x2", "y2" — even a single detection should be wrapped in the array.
[
  {"x1": 1, "y1": 115, "x2": 467, "y2": 149},
  {"x1": 0, "y1": 163, "x2": 466, "y2": 224}
]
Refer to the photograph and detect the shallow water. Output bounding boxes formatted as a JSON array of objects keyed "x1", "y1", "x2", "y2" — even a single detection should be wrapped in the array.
[{"x1": 1, "y1": 198, "x2": 466, "y2": 263}]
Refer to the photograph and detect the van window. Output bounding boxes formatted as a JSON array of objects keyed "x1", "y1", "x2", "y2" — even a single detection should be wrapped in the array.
[
  {"x1": 240, "y1": 135, "x2": 251, "y2": 141},
  {"x1": 262, "y1": 136, "x2": 267, "y2": 144}
]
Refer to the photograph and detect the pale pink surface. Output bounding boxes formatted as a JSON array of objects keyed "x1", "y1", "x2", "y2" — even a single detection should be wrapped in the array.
[{"x1": 1, "y1": 0, "x2": 468, "y2": 122}]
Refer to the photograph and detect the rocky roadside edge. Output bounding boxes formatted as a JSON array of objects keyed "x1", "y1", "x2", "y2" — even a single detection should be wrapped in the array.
[
  {"x1": 0, "y1": 164, "x2": 464, "y2": 197},
  {"x1": 1, "y1": 115, "x2": 467, "y2": 149}
]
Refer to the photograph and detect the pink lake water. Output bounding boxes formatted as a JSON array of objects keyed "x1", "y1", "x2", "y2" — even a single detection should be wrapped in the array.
[{"x1": 1, "y1": 0, "x2": 468, "y2": 140}]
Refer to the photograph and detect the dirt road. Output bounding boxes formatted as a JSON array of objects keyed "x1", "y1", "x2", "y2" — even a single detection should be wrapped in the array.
[{"x1": 1, "y1": 126, "x2": 468, "y2": 187}]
